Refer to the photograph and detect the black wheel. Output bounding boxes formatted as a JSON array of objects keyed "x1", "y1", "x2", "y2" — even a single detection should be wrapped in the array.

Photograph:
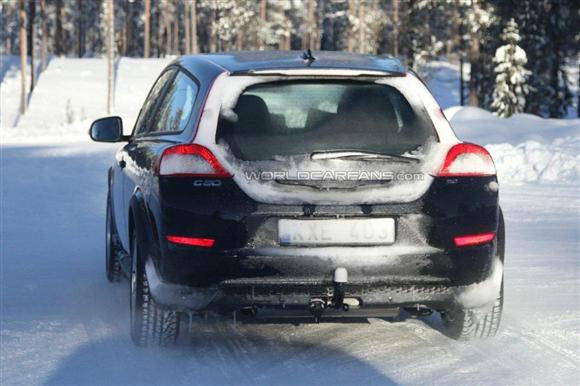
[
  {"x1": 442, "y1": 210, "x2": 505, "y2": 340},
  {"x1": 105, "y1": 194, "x2": 121, "y2": 283},
  {"x1": 129, "y1": 231, "x2": 181, "y2": 346},
  {"x1": 442, "y1": 282, "x2": 503, "y2": 340}
]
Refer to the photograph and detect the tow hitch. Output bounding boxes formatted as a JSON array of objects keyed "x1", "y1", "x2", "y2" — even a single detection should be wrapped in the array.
[
  {"x1": 308, "y1": 267, "x2": 350, "y2": 323},
  {"x1": 332, "y1": 267, "x2": 348, "y2": 311},
  {"x1": 308, "y1": 298, "x2": 326, "y2": 323}
]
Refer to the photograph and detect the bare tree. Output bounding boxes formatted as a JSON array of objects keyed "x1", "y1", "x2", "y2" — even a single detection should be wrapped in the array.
[
  {"x1": 40, "y1": 0, "x2": 47, "y2": 70},
  {"x1": 468, "y1": 30, "x2": 480, "y2": 106},
  {"x1": 172, "y1": 9, "x2": 178, "y2": 53},
  {"x1": 124, "y1": 0, "x2": 134, "y2": 56},
  {"x1": 191, "y1": 0, "x2": 198, "y2": 53},
  {"x1": 357, "y1": 0, "x2": 365, "y2": 53},
  {"x1": 235, "y1": 0, "x2": 243, "y2": 50},
  {"x1": 156, "y1": 1, "x2": 163, "y2": 56},
  {"x1": 347, "y1": 0, "x2": 356, "y2": 52},
  {"x1": 303, "y1": 0, "x2": 316, "y2": 49},
  {"x1": 259, "y1": 0, "x2": 267, "y2": 50},
  {"x1": 184, "y1": 1, "x2": 191, "y2": 54},
  {"x1": 392, "y1": 0, "x2": 399, "y2": 57},
  {"x1": 144, "y1": 0, "x2": 150, "y2": 57},
  {"x1": 19, "y1": 0, "x2": 27, "y2": 114},
  {"x1": 163, "y1": 0, "x2": 171, "y2": 55},
  {"x1": 29, "y1": 0, "x2": 36, "y2": 92},
  {"x1": 77, "y1": 0, "x2": 83, "y2": 57},
  {"x1": 281, "y1": 11, "x2": 291, "y2": 51},
  {"x1": 55, "y1": 0, "x2": 64, "y2": 55},
  {"x1": 106, "y1": 0, "x2": 114, "y2": 114}
]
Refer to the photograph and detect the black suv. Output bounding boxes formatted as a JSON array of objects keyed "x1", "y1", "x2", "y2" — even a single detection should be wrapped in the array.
[{"x1": 90, "y1": 51, "x2": 505, "y2": 346}]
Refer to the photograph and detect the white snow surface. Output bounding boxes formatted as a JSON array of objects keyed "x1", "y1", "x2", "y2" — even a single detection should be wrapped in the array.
[
  {"x1": 1, "y1": 142, "x2": 578, "y2": 385},
  {"x1": 445, "y1": 106, "x2": 580, "y2": 184},
  {"x1": 446, "y1": 106, "x2": 580, "y2": 145}
]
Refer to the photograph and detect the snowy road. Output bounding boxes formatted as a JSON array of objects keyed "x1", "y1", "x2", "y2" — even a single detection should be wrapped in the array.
[{"x1": 1, "y1": 142, "x2": 578, "y2": 385}]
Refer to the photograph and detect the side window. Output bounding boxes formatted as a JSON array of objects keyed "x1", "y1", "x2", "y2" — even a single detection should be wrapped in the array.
[
  {"x1": 150, "y1": 72, "x2": 199, "y2": 133},
  {"x1": 134, "y1": 68, "x2": 176, "y2": 135}
]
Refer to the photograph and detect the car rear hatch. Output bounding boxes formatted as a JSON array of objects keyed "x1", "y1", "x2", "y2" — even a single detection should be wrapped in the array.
[{"x1": 214, "y1": 76, "x2": 442, "y2": 206}]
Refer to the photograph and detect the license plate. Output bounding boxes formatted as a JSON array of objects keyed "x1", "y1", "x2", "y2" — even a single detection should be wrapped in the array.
[{"x1": 278, "y1": 218, "x2": 395, "y2": 246}]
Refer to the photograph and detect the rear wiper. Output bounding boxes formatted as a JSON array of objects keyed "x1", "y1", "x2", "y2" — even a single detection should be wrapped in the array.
[{"x1": 311, "y1": 150, "x2": 419, "y2": 162}]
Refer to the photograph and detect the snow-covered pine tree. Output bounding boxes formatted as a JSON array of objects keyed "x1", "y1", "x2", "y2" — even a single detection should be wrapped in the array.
[
  {"x1": 200, "y1": 0, "x2": 255, "y2": 51},
  {"x1": 491, "y1": 18, "x2": 531, "y2": 117},
  {"x1": 261, "y1": 0, "x2": 291, "y2": 50},
  {"x1": 347, "y1": 0, "x2": 387, "y2": 54}
]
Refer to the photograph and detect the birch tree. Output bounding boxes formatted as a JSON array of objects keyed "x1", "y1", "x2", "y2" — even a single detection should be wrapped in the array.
[
  {"x1": 40, "y1": 0, "x2": 47, "y2": 70},
  {"x1": 19, "y1": 0, "x2": 27, "y2": 114},
  {"x1": 144, "y1": 0, "x2": 150, "y2": 57},
  {"x1": 29, "y1": 0, "x2": 36, "y2": 92},
  {"x1": 190, "y1": 0, "x2": 198, "y2": 53},
  {"x1": 105, "y1": 0, "x2": 114, "y2": 114}
]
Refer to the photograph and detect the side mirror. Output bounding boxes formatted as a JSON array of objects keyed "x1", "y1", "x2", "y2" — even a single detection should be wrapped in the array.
[{"x1": 89, "y1": 116, "x2": 125, "y2": 142}]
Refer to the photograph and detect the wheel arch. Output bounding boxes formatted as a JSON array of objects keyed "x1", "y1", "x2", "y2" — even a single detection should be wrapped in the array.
[{"x1": 129, "y1": 190, "x2": 150, "y2": 259}]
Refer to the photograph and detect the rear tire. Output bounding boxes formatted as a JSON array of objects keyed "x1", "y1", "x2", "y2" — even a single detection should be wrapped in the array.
[
  {"x1": 442, "y1": 282, "x2": 503, "y2": 340},
  {"x1": 105, "y1": 195, "x2": 121, "y2": 283},
  {"x1": 129, "y1": 231, "x2": 181, "y2": 346}
]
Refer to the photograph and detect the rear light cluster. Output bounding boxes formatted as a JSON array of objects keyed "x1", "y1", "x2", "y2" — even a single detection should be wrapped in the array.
[
  {"x1": 437, "y1": 143, "x2": 496, "y2": 177},
  {"x1": 158, "y1": 144, "x2": 231, "y2": 177},
  {"x1": 438, "y1": 143, "x2": 497, "y2": 248}
]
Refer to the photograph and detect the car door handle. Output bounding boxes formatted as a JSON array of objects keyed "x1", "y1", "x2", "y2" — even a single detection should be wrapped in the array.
[{"x1": 118, "y1": 159, "x2": 126, "y2": 168}]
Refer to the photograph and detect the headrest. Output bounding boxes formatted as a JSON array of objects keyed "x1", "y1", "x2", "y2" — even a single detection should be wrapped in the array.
[{"x1": 235, "y1": 95, "x2": 269, "y2": 122}]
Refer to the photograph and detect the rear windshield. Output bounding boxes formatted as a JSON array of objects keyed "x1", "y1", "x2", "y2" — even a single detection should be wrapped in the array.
[{"x1": 218, "y1": 81, "x2": 436, "y2": 161}]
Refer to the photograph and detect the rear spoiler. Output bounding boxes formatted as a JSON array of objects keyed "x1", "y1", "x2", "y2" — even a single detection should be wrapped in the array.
[{"x1": 231, "y1": 68, "x2": 406, "y2": 77}]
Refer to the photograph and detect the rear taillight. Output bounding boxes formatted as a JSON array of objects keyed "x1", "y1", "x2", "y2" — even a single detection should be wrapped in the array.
[
  {"x1": 166, "y1": 235, "x2": 215, "y2": 247},
  {"x1": 438, "y1": 143, "x2": 496, "y2": 177},
  {"x1": 158, "y1": 144, "x2": 231, "y2": 177},
  {"x1": 454, "y1": 232, "x2": 495, "y2": 247}
]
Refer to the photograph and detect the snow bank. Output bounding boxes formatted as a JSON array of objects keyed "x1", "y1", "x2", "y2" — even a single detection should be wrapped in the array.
[
  {"x1": 1, "y1": 54, "x2": 35, "y2": 130},
  {"x1": 447, "y1": 106, "x2": 579, "y2": 145},
  {"x1": 487, "y1": 138, "x2": 579, "y2": 184},
  {"x1": 446, "y1": 106, "x2": 580, "y2": 184},
  {"x1": 2, "y1": 57, "x2": 171, "y2": 143}
]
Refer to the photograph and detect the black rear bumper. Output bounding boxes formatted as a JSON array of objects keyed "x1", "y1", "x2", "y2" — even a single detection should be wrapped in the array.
[
  {"x1": 145, "y1": 242, "x2": 496, "y2": 313},
  {"x1": 146, "y1": 261, "x2": 455, "y2": 312}
]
